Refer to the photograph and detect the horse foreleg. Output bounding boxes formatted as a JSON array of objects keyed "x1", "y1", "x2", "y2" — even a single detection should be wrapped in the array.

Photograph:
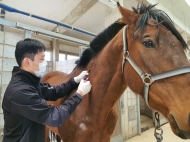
[
  {"x1": 56, "y1": 134, "x2": 61, "y2": 142},
  {"x1": 46, "y1": 126, "x2": 60, "y2": 141},
  {"x1": 103, "y1": 108, "x2": 118, "y2": 142},
  {"x1": 45, "y1": 126, "x2": 50, "y2": 142}
]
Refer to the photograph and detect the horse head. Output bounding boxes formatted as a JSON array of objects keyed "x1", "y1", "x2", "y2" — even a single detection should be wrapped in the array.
[{"x1": 117, "y1": 2, "x2": 190, "y2": 139}]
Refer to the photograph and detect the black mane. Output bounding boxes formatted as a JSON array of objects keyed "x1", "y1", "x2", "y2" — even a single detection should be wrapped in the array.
[
  {"x1": 132, "y1": 4, "x2": 188, "y2": 49},
  {"x1": 76, "y1": 20, "x2": 126, "y2": 67}
]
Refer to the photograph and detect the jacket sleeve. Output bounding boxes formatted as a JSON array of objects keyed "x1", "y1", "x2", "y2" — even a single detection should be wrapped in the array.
[
  {"x1": 11, "y1": 88, "x2": 83, "y2": 127},
  {"x1": 41, "y1": 77, "x2": 78, "y2": 101}
]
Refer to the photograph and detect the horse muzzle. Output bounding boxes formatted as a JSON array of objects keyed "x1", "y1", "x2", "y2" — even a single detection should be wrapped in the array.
[{"x1": 170, "y1": 114, "x2": 190, "y2": 139}]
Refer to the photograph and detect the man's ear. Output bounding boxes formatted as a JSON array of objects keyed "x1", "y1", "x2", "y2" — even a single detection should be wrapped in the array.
[{"x1": 22, "y1": 58, "x2": 30, "y2": 68}]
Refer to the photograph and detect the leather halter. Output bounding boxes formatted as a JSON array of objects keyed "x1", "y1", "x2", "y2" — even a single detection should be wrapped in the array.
[{"x1": 122, "y1": 25, "x2": 190, "y2": 109}]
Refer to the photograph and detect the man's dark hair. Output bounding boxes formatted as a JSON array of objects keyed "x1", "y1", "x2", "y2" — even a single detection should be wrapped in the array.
[{"x1": 15, "y1": 38, "x2": 46, "y2": 67}]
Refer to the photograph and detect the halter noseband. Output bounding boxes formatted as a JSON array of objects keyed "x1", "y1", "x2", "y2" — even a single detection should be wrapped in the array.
[{"x1": 122, "y1": 25, "x2": 190, "y2": 109}]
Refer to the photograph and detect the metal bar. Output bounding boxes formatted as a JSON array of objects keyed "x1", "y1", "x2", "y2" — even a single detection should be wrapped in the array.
[
  {"x1": 24, "y1": 30, "x2": 32, "y2": 38},
  {"x1": 31, "y1": 14, "x2": 72, "y2": 29},
  {"x1": 73, "y1": 27, "x2": 96, "y2": 37},
  {"x1": 17, "y1": 22, "x2": 90, "y2": 45},
  {"x1": 79, "y1": 46, "x2": 88, "y2": 57},
  {"x1": 136, "y1": 95, "x2": 141, "y2": 135},
  {"x1": 120, "y1": 94, "x2": 125, "y2": 138},
  {"x1": 79, "y1": 46, "x2": 83, "y2": 57},
  {"x1": 0, "y1": 9, "x2": 5, "y2": 31},
  {"x1": 0, "y1": 3, "x2": 96, "y2": 37},
  {"x1": 0, "y1": 18, "x2": 89, "y2": 45},
  {"x1": 0, "y1": 17, "x2": 16, "y2": 27}
]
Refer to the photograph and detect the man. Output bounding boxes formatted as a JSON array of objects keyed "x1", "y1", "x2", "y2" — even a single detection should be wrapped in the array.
[{"x1": 2, "y1": 38, "x2": 92, "y2": 142}]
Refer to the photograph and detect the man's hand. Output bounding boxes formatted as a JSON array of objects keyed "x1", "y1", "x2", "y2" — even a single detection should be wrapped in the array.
[
  {"x1": 77, "y1": 79, "x2": 92, "y2": 97},
  {"x1": 74, "y1": 71, "x2": 89, "y2": 83}
]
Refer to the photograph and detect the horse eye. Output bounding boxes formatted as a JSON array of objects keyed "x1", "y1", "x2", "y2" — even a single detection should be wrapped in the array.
[{"x1": 143, "y1": 40, "x2": 154, "y2": 48}]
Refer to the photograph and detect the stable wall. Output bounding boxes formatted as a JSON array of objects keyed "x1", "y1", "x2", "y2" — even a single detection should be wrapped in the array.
[
  {"x1": 105, "y1": 0, "x2": 140, "y2": 140},
  {"x1": 56, "y1": 59, "x2": 78, "y2": 74},
  {"x1": 0, "y1": 30, "x2": 53, "y2": 133},
  {"x1": 0, "y1": 31, "x2": 24, "y2": 130}
]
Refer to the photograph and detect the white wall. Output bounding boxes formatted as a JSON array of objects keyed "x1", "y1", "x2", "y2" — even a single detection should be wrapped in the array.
[
  {"x1": 56, "y1": 59, "x2": 79, "y2": 74},
  {"x1": 122, "y1": 88, "x2": 138, "y2": 140}
]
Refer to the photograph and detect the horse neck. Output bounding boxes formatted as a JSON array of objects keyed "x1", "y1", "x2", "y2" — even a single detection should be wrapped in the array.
[
  {"x1": 87, "y1": 36, "x2": 127, "y2": 117},
  {"x1": 69, "y1": 67, "x2": 85, "y2": 79}
]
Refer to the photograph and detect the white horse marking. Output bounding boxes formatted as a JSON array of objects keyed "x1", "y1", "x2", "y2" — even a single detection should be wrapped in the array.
[{"x1": 79, "y1": 123, "x2": 87, "y2": 131}]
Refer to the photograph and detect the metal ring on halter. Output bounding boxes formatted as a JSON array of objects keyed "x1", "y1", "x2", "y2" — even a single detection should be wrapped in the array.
[
  {"x1": 143, "y1": 73, "x2": 154, "y2": 85},
  {"x1": 123, "y1": 51, "x2": 129, "y2": 59}
]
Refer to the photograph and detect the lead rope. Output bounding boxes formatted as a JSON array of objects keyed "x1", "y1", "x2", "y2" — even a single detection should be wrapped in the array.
[{"x1": 154, "y1": 112, "x2": 163, "y2": 142}]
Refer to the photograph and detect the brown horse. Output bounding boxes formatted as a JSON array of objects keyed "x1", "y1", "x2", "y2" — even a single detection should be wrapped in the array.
[{"x1": 43, "y1": 3, "x2": 190, "y2": 142}]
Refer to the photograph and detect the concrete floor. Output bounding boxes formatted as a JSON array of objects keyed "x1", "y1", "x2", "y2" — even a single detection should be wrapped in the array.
[
  {"x1": 1, "y1": 115, "x2": 190, "y2": 142},
  {"x1": 126, "y1": 123, "x2": 190, "y2": 142},
  {"x1": 140, "y1": 115, "x2": 154, "y2": 131},
  {"x1": 124, "y1": 115, "x2": 190, "y2": 142}
]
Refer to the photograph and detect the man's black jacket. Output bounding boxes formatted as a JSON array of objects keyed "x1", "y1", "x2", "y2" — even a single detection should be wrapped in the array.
[{"x1": 2, "y1": 66, "x2": 83, "y2": 142}]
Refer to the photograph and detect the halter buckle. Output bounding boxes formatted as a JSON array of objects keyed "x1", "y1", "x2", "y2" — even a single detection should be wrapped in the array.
[{"x1": 143, "y1": 73, "x2": 154, "y2": 85}]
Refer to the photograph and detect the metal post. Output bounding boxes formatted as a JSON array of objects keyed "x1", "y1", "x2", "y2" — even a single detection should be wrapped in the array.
[
  {"x1": 136, "y1": 95, "x2": 141, "y2": 135},
  {"x1": 52, "y1": 39, "x2": 59, "y2": 71},
  {"x1": 0, "y1": 9, "x2": 5, "y2": 31},
  {"x1": 79, "y1": 46, "x2": 84, "y2": 57},
  {"x1": 24, "y1": 30, "x2": 32, "y2": 39},
  {"x1": 79, "y1": 46, "x2": 87, "y2": 57}
]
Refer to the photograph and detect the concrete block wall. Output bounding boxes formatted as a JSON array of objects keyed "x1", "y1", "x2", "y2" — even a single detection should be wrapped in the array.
[
  {"x1": 0, "y1": 30, "x2": 53, "y2": 133},
  {"x1": 46, "y1": 61, "x2": 53, "y2": 73},
  {"x1": 121, "y1": 87, "x2": 138, "y2": 140},
  {"x1": 140, "y1": 96, "x2": 145, "y2": 114},
  {"x1": 55, "y1": 59, "x2": 79, "y2": 73},
  {"x1": 126, "y1": 88, "x2": 138, "y2": 138},
  {"x1": 0, "y1": 31, "x2": 4, "y2": 132},
  {"x1": 0, "y1": 31, "x2": 24, "y2": 130}
]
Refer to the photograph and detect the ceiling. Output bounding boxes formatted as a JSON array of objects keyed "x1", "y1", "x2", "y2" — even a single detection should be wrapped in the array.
[
  {"x1": 147, "y1": 0, "x2": 190, "y2": 41},
  {"x1": 1, "y1": 0, "x2": 190, "y2": 44},
  {"x1": 158, "y1": 0, "x2": 190, "y2": 25}
]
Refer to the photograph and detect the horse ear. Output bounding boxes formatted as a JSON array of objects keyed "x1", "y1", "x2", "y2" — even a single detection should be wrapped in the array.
[{"x1": 117, "y1": 2, "x2": 138, "y2": 24}]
